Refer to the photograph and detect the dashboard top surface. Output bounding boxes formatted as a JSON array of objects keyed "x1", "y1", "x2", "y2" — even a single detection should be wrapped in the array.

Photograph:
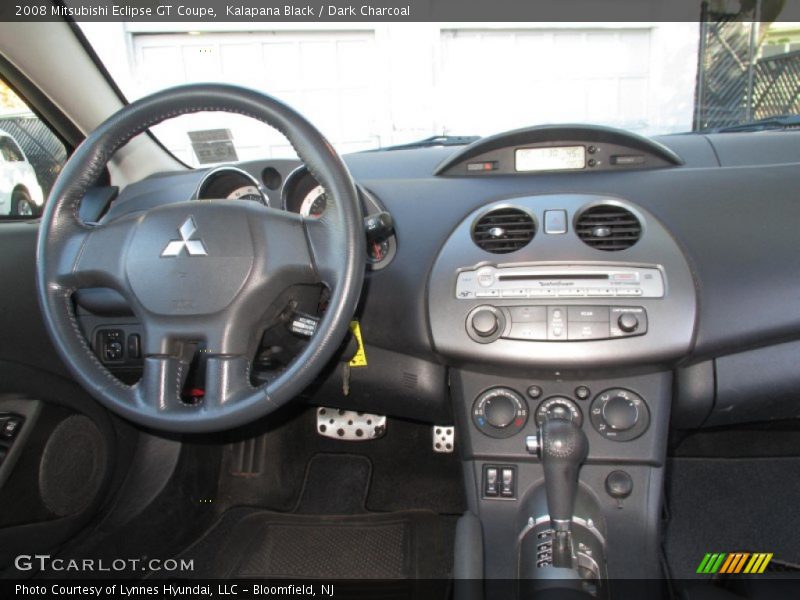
[{"x1": 63, "y1": 127, "x2": 800, "y2": 371}]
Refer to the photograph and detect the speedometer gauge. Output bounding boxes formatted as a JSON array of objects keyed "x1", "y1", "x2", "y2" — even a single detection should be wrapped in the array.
[
  {"x1": 227, "y1": 185, "x2": 262, "y2": 202},
  {"x1": 299, "y1": 185, "x2": 327, "y2": 217}
]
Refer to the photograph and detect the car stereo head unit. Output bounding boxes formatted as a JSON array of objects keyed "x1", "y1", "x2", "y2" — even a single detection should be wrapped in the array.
[{"x1": 455, "y1": 264, "x2": 665, "y2": 300}]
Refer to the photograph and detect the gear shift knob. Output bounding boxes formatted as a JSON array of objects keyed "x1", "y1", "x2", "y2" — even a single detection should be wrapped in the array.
[{"x1": 539, "y1": 418, "x2": 589, "y2": 532}]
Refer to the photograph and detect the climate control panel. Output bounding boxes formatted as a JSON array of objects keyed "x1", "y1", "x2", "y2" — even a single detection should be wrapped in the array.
[{"x1": 471, "y1": 385, "x2": 650, "y2": 443}]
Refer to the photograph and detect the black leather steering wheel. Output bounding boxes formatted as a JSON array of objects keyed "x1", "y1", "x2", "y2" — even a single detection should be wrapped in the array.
[{"x1": 36, "y1": 84, "x2": 365, "y2": 433}]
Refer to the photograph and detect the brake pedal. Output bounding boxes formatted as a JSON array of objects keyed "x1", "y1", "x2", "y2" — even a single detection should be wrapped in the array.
[
  {"x1": 433, "y1": 425, "x2": 455, "y2": 453},
  {"x1": 316, "y1": 407, "x2": 386, "y2": 440}
]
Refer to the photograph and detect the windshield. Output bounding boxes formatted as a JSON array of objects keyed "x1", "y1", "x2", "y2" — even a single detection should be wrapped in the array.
[{"x1": 79, "y1": 21, "x2": 800, "y2": 166}]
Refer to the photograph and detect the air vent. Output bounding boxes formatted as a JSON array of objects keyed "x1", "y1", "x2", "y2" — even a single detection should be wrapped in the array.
[
  {"x1": 575, "y1": 205, "x2": 642, "y2": 251},
  {"x1": 472, "y1": 207, "x2": 536, "y2": 254}
]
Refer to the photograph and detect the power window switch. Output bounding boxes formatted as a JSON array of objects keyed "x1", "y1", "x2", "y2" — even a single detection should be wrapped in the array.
[
  {"x1": 1, "y1": 416, "x2": 23, "y2": 441},
  {"x1": 485, "y1": 467, "x2": 499, "y2": 497},
  {"x1": 501, "y1": 467, "x2": 515, "y2": 497}
]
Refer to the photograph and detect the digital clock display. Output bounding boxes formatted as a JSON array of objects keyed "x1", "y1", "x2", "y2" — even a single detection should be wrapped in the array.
[{"x1": 515, "y1": 146, "x2": 586, "y2": 172}]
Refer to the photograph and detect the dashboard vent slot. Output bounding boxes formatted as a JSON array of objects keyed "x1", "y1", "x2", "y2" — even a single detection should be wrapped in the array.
[
  {"x1": 575, "y1": 205, "x2": 641, "y2": 251},
  {"x1": 472, "y1": 208, "x2": 536, "y2": 254}
]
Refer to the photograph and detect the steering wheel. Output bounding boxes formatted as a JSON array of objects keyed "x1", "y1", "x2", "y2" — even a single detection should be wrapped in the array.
[{"x1": 36, "y1": 84, "x2": 365, "y2": 433}]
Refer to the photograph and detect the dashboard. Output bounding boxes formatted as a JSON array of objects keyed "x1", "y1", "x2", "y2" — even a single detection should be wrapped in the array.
[{"x1": 6, "y1": 123, "x2": 800, "y2": 433}]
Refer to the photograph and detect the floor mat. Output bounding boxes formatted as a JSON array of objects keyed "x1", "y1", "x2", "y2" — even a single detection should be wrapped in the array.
[
  {"x1": 216, "y1": 409, "x2": 465, "y2": 515},
  {"x1": 664, "y1": 457, "x2": 800, "y2": 579},
  {"x1": 294, "y1": 453, "x2": 371, "y2": 514},
  {"x1": 172, "y1": 507, "x2": 456, "y2": 579}
]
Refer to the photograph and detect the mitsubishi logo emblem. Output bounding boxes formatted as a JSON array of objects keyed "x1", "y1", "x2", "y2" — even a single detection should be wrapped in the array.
[{"x1": 161, "y1": 217, "x2": 208, "y2": 257}]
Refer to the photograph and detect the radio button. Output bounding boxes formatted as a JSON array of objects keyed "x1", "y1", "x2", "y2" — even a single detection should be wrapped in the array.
[
  {"x1": 559, "y1": 288, "x2": 587, "y2": 297},
  {"x1": 476, "y1": 289, "x2": 500, "y2": 298},
  {"x1": 567, "y1": 306, "x2": 609, "y2": 322},
  {"x1": 501, "y1": 288, "x2": 528, "y2": 298},
  {"x1": 477, "y1": 267, "x2": 495, "y2": 287},
  {"x1": 616, "y1": 288, "x2": 643, "y2": 296},
  {"x1": 508, "y1": 322, "x2": 548, "y2": 340},
  {"x1": 509, "y1": 306, "x2": 547, "y2": 323},
  {"x1": 567, "y1": 321, "x2": 610, "y2": 340},
  {"x1": 529, "y1": 288, "x2": 556, "y2": 297}
]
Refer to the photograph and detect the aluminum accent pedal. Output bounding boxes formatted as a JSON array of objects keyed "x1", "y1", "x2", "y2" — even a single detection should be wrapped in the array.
[
  {"x1": 316, "y1": 407, "x2": 386, "y2": 440},
  {"x1": 433, "y1": 425, "x2": 455, "y2": 453}
]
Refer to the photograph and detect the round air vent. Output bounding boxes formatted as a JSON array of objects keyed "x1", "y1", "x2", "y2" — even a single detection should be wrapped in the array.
[
  {"x1": 575, "y1": 205, "x2": 642, "y2": 251},
  {"x1": 472, "y1": 207, "x2": 536, "y2": 254}
]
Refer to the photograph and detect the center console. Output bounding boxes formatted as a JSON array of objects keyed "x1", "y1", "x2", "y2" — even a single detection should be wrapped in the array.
[{"x1": 427, "y1": 194, "x2": 696, "y2": 598}]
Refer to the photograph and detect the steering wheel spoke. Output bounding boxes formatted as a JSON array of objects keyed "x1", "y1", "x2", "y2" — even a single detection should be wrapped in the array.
[
  {"x1": 135, "y1": 354, "x2": 193, "y2": 414},
  {"x1": 203, "y1": 355, "x2": 253, "y2": 410}
]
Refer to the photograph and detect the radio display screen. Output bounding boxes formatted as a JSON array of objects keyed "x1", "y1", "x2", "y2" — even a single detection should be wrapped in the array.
[{"x1": 515, "y1": 146, "x2": 586, "y2": 172}]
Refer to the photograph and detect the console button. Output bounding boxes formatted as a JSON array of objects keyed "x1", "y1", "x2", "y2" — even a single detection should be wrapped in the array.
[
  {"x1": 526, "y1": 385, "x2": 543, "y2": 399},
  {"x1": 547, "y1": 306, "x2": 567, "y2": 340},
  {"x1": 544, "y1": 210, "x2": 567, "y2": 234},
  {"x1": 1, "y1": 416, "x2": 23, "y2": 440},
  {"x1": 567, "y1": 306, "x2": 609, "y2": 322},
  {"x1": 567, "y1": 321, "x2": 610, "y2": 340},
  {"x1": 574, "y1": 386, "x2": 591, "y2": 400},
  {"x1": 485, "y1": 467, "x2": 499, "y2": 496},
  {"x1": 501, "y1": 468, "x2": 515, "y2": 497},
  {"x1": 605, "y1": 470, "x2": 634, "y2": 500}
]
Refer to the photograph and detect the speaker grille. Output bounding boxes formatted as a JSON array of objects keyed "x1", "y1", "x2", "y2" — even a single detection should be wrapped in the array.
[{"x1": 39, "y1": 415, "x2": 106, "y2": 517}]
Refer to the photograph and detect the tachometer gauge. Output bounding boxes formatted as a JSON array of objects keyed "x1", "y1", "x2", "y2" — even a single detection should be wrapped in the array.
[
  {"x1": 299, "y1": 185, "x2": 327, "y2": 217},
  {"x1": 227, "y1": 185, "x2": 263, "y2": 202}
]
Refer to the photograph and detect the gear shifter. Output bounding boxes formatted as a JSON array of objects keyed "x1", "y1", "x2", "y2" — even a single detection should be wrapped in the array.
[
  {"x1": 526, "y1": 417, "x2": 589, "y2": 567},
  {"x1": 540, "y1": 418, "x2": 589, "y2": 533}
]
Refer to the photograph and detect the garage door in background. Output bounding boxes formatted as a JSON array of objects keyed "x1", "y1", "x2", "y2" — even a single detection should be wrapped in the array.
[{"x1": 132, "y1": 31, "x2": 383, "y2": 163}]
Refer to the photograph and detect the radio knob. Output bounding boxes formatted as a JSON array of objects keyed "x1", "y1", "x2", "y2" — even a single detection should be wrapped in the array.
[
  {"x1": 471, "y1": 308, "x2": 499, "y2": 337},
  {"x1": 602, "y1": 396, "x2": 639, "y2": 431},
  {"x1": 617, "y1": 313, "x2": 639, "y2": 333},
  {"x1": 484, "y1": 395, "x2": 517, "y2": 428}
]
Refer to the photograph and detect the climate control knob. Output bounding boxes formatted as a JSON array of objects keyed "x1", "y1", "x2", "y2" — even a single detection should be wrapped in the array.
[
  {"x1": 589, "y1": 388, "x2": 650, "y2": 441},
  {"x1": 484, "y1": 394, "x2": 516, "y2": 428},
  {"x1": 473, "y1": 387, "x2": 528, "y2": 438},
  {"x1": 602, "y1": 396, "x2": 639, "y2": 431}
]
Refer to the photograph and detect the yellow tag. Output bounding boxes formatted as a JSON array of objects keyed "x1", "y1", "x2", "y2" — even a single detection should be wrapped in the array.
[{"x1": 349, "y1": 320, "x2": 368, "y2": 367}]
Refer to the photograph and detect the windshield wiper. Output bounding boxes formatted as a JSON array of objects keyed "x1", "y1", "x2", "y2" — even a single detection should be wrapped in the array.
[
  {"x1": 711, "y1": 114, "x2": 800, "y2": 133},
  {"x1": 370, "y1": 135, "x2": 480, "y2": 151}
]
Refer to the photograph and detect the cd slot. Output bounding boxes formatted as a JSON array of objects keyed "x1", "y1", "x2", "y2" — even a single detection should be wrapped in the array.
[{"x1": 498, "y1": 274, "x2": 609, "y2": 281}]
